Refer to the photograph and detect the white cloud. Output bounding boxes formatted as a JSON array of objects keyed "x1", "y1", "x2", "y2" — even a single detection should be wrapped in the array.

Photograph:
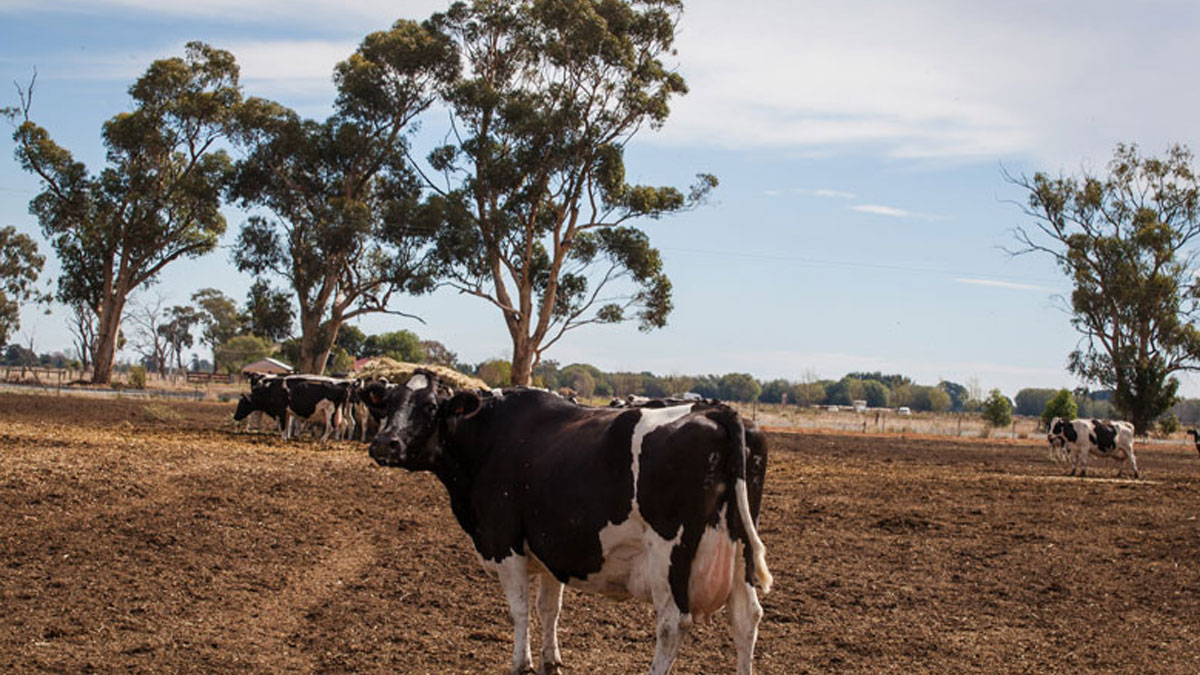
[
  {"x1": 851, "y1": 204, "x2": 912, "y2": 218},
  {"x1": 655, "y1": 0, "x2": 1200, "y2": 167},
  {"x1": 954, "y1": 278, "x2": 1053, "y2": 292},
  {"x1": 2, "y1": 0, "x2": 444, "y2": 27},
  {"x1": 801, "y1": 188, "x2": 856, "y2": 199}
]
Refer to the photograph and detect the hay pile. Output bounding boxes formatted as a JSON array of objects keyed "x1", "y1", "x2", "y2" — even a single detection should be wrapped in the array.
[{"x1": 350, "y1": 357, "x2": 489, "y2": 391}]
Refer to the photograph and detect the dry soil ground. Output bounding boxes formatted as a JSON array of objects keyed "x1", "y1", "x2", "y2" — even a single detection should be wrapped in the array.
[{"x1": 3, "y1": 391, "x2": 1200, "y2": 673}]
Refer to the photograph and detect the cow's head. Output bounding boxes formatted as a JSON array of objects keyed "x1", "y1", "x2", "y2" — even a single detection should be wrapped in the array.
[
  {"x1": 368, "y1": 371, "x2": 478, "y2": 469},
  {"x1": 233, "y1": 394, "x2": 254, "y2": 421},
  {"x1": 1046, "y1": 417, "x2": 1071, "y2": 461}
]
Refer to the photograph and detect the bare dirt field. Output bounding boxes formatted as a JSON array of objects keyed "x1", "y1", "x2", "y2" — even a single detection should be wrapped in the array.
[{"x1": 3, "y1": 391, "x2": 1200, "y2": 673}]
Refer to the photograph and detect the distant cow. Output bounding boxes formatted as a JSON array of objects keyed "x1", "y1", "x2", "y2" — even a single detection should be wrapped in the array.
[
  {"x1": 369, "y1": 373, "x2": 772, "y2": 674},
  {"x1": 1047, "y1": 417, "x2": 1139, "y2": 478},
  {"x1": 283, "y1": 376, "x2": 351, "y2": 442},
  {"x1": 233, "y1": 374, "x2": 353, "y2": 442},
  {"x1": 234, "y1": 377, "x2": 290, "y2": 437},
  {"x1": 1187, "y1": 429, "x2": 1200, "y2": 456}
]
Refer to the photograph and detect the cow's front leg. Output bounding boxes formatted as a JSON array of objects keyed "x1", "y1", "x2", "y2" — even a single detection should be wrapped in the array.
[
  {"x1": 495, "y1": 554, "x2": 535, "y2": 674},
  {"x1": 727, "y1": 556, "x2": 763, "y2": 675},
  {"x1": 536, "y1": 574, "x2": 564, "y2": 674}
]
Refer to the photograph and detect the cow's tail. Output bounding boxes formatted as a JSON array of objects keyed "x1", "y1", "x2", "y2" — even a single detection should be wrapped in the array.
[{"x1": 711, "y1": 406, "x2": 773, "y2": 595}]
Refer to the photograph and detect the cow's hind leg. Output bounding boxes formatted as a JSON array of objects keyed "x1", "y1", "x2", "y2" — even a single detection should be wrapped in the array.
[
  {"x1": 495, "y1": 554, "x2": 535, "y2": 674},
  {"x1": 727, "y1": 557, "x2": 763, "y2": 675},
  {"x1": 648, "y1": 586, "x2": 691, "y2": 675},
  {"x1": 536, "y1": 574, "x2": 564, "y2": 674}
]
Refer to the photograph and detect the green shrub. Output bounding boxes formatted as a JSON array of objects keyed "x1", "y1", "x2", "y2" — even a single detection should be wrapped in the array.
[
  {"x1": 1159, "y1": 412, "x2": 1180, "y2": 435},
  {"x1": 129, "y1": 365, "x2": 147, "y2": 389},
  {"x1": 981, "y1": 389, "x2": 1013, "y2": 428},
  {"x1": 1040, "y1": 388, "x2": 1078, "y2": 430}
]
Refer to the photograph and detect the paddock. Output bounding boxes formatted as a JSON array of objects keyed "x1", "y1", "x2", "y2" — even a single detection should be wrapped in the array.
[{"x1": 3, "y1": 392, "x2": 1199, "y2": 672}]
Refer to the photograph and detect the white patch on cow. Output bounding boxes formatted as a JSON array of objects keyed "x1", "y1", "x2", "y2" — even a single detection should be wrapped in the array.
[
  {"x1": 629, "y1": 406, "x2": 694, "y2": 508},
  {"x1": 486, "y1": 553, "x2": 534, "y2": 674},
  {"x1": 569, "y1": 518, "x2": 683, "y2": 605},
  {"x1": 406, "y1": 373, "x2": 429, "y2": 391}
]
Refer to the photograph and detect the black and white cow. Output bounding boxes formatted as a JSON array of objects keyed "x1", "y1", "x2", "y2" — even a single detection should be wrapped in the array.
[
  {"x1": 234, "y1": 376, "x2": 290, "y2": 437},
  {"x1": 283, "y1": 376, "x2": 352, "y2": 442},
  {"x1": 1047, "y1": 417, "x2": 1139, "y2": 478},
  {"x1": 1186, "y1": 429, "x2": 1200, "y2": 456},
  {"x1": 368, "y1": 372, "x2": 772, "y2": 675},
  {"x1": 234, "y1": 374, "x2": 353, "y2": 441},
  {"x1": 351, "y1": 379, "x2": 394, "y2": 442}
]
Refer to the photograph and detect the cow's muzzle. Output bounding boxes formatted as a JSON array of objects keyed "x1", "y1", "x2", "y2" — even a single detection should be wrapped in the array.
[{"x1": 368, "y1": 437, "x2": 406, "y2": 467}]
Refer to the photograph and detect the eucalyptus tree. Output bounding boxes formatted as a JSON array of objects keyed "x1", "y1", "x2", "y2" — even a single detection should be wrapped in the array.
[
  {"x1": 1009, "y1": 143, "x2": 1200, "y2": 433},
  {"x1": 4, "y1": 43, "x2": 241, "y2": 383},
  {"x1": 243, "y1": 279, "x2": 294, "y2": 343},
  {"x1": 191, "y1": 288, "x2": 241, "y2": 373},
  {"x1": 159, "y1": 304, "x2": 201, "y2": 374},
  {"x1": 229, "y1": 20, "x2": 456, "y2": 374},
  {"x1": 0, "y1": 226, "x2": 46, "y2": 345},
  {"x1": 418, "y1": 0, "x2": 716, "y2": 385}
]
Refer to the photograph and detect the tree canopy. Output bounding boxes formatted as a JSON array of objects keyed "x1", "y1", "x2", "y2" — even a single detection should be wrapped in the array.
[
  {"x1": 229, "y1": 20, "x2": 455, "y2": 374},
  {"x1": 5, "y1": 42, "x2": 241, "y2": 383},
  {"x1": 0, "y1": 226, "x2": 46, "y2": 344},
  {"x1": 1010, "y1": 143, "x2": 1200, "y2": 432},
  {"x1": 418, "y1": 0, "x2": 715, "y2": 384}
]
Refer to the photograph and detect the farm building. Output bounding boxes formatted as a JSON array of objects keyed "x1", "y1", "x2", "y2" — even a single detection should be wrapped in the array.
[{"x1": 240, "y1": 358, "x2": 293, "y2": 377}]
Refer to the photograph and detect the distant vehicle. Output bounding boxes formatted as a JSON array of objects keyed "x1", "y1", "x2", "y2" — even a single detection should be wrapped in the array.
[
  {"x1": 852, "y1": 399, "x2": 867, "y2": 413},
  {"x1": 897, "y1": 406, "x2": 911, "y2": 416}
]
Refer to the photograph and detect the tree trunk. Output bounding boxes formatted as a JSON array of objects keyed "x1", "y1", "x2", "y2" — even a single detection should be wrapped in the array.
[
  {"x1": 297, "y1": 312, "x2": 340, "y2": 375},
  {"x1": 511, "y1": 337, "x2": 534, "y2": 386},
  {"x1": 90, "y1": 299, "x2": 124, "y2": 385}
]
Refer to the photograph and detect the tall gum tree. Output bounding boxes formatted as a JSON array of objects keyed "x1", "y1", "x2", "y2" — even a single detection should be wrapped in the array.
[
  {"x1": 229, "y1": 20, "x2": 456, "y2": 374},
  {"x1": 419, "y1": 0, "x2": 716, "y2": 385},
  {"x1": 5, "y1": 43, "x2": 241, "y2": 384},
  {"x1": 1009, "y1": 143, "x2": 1200, "y2": 433},
  {"x1": 0, "y1": 226, "x2": 46, "y2": 345}
]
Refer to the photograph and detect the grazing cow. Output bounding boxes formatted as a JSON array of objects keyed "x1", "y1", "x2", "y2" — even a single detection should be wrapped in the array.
[
  {"x1": 283, "y1": 376, "x2": 352, "y2": 442},
  {"x1": 1187, "y1": 429, "x2": 1200, "y2": 456},
  {"x1": 369, "y1": 373, "x2": 772, "y2": 675},
  {"x1": 234, "y1": 377, "x2": 290, "y2": 437},
  {"x1": 1047, "y1": 417, "x2": 1139, "y2": 478}
]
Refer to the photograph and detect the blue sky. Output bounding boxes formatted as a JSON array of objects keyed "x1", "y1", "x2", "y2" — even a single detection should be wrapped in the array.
[{"x1": 3, "y1": 0, "x2": 1200, "y2": 397}]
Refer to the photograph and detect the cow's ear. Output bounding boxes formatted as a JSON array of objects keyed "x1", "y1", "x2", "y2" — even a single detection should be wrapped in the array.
[{"x1": 443, "y1": 391, "x2": 482, "y2": 419}]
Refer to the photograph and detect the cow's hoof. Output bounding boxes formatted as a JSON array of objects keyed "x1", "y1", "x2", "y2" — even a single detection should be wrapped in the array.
[{"x1": 541, "y1": 661, "x2": 565, "y2": 675}]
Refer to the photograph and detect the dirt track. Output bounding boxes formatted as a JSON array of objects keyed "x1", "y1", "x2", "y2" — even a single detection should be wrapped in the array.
[{"x1": 3, "y1": 391, "x2": 1200, "y2": 673}]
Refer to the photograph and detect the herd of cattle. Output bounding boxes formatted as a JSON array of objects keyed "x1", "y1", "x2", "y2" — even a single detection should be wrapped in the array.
[
  {"x1": 229, "y1": 372, "x2": 1200, "y2": 674},
  {"x1": 233, "y1": 373, "x2": 390, "y2": 442}
]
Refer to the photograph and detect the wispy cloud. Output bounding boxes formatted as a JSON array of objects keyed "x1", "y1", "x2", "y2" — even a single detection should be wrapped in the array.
[
  {"x1": 656, "y1": 0, "x2": 1200, "y2": 165},
  {"x1": 851, "y1": 204, "x2": 912, "y2": 218},
  {"x1": 801, "y1": 188, "x2": 856, "y2": 199},
  {"x1": 0, "y1": 0, "x2": 443, "y2": 27},
  {"x1": 954, "y1": 278, "x2": 1053, "y2": 292}
]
